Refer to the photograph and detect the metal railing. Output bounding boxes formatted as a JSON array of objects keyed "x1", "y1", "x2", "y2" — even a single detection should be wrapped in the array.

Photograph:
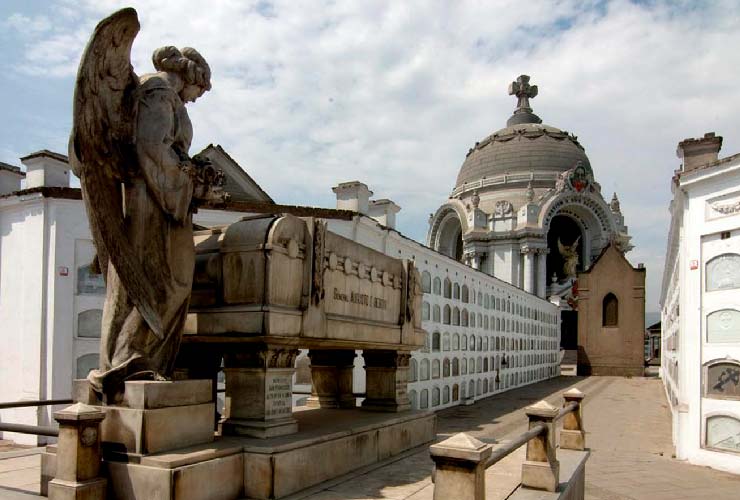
[
  {"x1": 0, "y1": 399, "x2": 72, "y2": 438},
  {"x1": 429, "y1": 388, "x2": 586, "y2": 500}
]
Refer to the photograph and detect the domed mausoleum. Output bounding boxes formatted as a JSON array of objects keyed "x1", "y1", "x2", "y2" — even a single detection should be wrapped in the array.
[{"x1": 427, "y1": 75, "x2": 631, "y2": 307}]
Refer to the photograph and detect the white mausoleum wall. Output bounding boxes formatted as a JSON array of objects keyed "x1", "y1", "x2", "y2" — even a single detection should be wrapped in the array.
[
  {"x1": 327, "y1": 216, "x2": 560, "y2": 411},
  {"x1": 661, "y1": 156, "x2": 740, "y2": 474}
]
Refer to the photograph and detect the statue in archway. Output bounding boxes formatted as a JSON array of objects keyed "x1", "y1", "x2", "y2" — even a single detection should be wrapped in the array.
[
  {"x1": 69, "y1": 8, "x2": 227, "y2": 400},
  {"x1": 558, "y1": 236, "x2": 581, "y2": 278}
]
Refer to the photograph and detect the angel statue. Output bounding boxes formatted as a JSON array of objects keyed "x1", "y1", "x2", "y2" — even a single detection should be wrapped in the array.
[
  {"x1": 558, "y1": 236, "x2": 581, "y2": 278},
  {"x1": 69, "y1": 8, "x2": 228, "y2": 400}
]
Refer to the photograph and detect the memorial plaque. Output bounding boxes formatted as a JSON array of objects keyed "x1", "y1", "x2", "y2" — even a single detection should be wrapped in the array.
[
  {"x1": 265, "y1": 373, "x2": 293, "y2": 419},
  {"x1": 707, "y1": 309, "x2": 740, "y2": 343},
  {"x1": 706, "y1": 415, "x2": 740, "y2": 452},
  {"x1": 705, "y1": 362, "x2": 740, "y2": 399}
]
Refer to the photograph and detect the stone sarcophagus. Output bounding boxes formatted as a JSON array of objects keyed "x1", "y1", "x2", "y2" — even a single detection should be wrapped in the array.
[{"x1": 180, "y1": 213, "x2": 425, "y2": 437}]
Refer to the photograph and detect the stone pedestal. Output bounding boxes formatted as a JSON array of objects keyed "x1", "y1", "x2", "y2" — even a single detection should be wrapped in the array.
[
  {"x1": 521, "y1": 400, "x2": 560, "y2": 492},
  {"x1": 362, "y1": 350, "x2": 411, "y2": 412},
  {"x1": 306, "y1": 349, "x2": 356, "y2": 408},
  {"x1": 74, "y1": 379, "x2": 215, "y2": 457},
  {"x1": 221, "y1": 345, "x2": 299, "y2": 438},
  {"x1": 48, "y1": 403, "x2": 107, "y2": 500}
]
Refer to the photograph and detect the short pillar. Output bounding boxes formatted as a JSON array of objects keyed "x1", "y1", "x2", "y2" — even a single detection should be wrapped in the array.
[
  {"x1": 429, "y1": 432, "x2": 491, "y2": 500},
  {"x1": 521, "y1": 400, "x2": 560, "y2": 492},
  {"x1": 362, "y1": 350, "x2": 411, "y2": 412},
  {"x1": 307, "y1": 349, "x2": 356, "y2": 408},
  {"x1": 560, "y1": 388, "x2": 586, "y2": 450},
  {"x1": 221, "y1": 345, "x2": 299, "y2": 438},
  {"x1": 48, "y1": 403, "x2": 106, "y2": 500}
]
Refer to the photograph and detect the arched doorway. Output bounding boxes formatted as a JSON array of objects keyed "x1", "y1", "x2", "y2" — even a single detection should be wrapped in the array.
[{"x1": 436, "y1": 212, "x2": 464, "y2": 261}]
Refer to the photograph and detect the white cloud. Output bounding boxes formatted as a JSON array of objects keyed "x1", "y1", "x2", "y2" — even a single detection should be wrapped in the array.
[{"x1": 4, "y1": 0, "x2": 740, "y2": 312}]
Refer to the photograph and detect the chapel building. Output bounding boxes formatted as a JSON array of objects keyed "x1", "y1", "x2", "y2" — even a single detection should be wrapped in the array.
[{"x1": 427, "y1": 75, "x2": 635, "y2": 355}]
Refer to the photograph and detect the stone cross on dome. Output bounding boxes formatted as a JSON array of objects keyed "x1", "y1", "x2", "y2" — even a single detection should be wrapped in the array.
[
  {"x1": 507, "y1": 75, "x2": 542, "y2": 126},
  {"x1": 509, "y1": 75, "x2": 538, "y2": 113}
]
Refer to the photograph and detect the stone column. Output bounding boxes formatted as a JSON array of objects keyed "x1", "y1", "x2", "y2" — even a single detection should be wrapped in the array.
[
  {"x1": 221, "y1": 345, "x2": 299, "y2": 438},
  {"x1": 521, "y1": 246, "x2": 535, "y2": 293},
  {"x1": 48, "y1": 403, "x2": 106, "y2": 500},
  {"x1": 536, "y1": 248, "x2": 548, "y2": 298},
  {"x1": 307, "y1": 349, "x2": 357, "y2": 408},
  {"x1": 362, "y1": 350, "x2": 411, "y2": 412},
  {"x1": 429, "y1": 432, "x2": 491, "y2": 500},
  {"x1": 560, "y1": 388, "x2": 586, "y2": 450},
  {"x1": 521, "y1": 400, "x2": 559, "y2": 492}
]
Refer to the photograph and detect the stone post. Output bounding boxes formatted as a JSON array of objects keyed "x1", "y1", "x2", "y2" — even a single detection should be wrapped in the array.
[
  {"x1": 307, "y1": 349, "x2": 356, "y2": 408},
  {"x1": 429, "y1": 432, "x2": 491, "y2": 500},
  {"x1": 362, "y1": 350, "x2": 411, "y2": 412},
  {"x1": 221, "y1": 345, "x2": 299, "y2": 438},
  {"x1": 48, "y1": 403, "x2": 106, "y2": 500},
  {"x1": 560, "y1": 388, "x2": 586, "y2": 450},
  {"x1": 521, "y1": 400, "x2": 560, "y2": 492}
]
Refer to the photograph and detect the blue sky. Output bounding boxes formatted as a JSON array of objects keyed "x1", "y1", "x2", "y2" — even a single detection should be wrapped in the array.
[{"x1": 2, "y1": 0, "x2": 740, "y2": 313}]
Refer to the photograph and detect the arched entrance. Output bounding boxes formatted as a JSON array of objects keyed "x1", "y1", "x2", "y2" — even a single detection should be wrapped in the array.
[{"x1": 435, "y1": 212, "x2": 464, "y2": 261}]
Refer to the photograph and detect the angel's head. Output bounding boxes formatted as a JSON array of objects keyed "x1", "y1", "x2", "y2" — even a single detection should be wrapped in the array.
[{"x1": 152, "y1": 46, "x2": 212, "y2": 103}]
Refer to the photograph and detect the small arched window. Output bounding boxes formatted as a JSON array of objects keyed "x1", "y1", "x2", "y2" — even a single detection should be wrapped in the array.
[
  {"x1": 602, "y1": 293, "x2": 619, "y2": 327},
  {"x1": 422, "y1": 271, "x2": 432, "y2": 293},
  {"x1": 443, "y1": 278, "x2": 452, "y2": 298},
  {"x1": 432, "y1": 331, "x2": 441, "y2": 351},
  {"x1": 422, "y1": 302, "x2": 430, "y2": 321},
  {"x1": 433, "y1": 277, "x2": 442, "y2": 295}
]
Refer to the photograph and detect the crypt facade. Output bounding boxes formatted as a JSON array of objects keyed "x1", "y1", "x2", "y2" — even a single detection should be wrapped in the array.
[{"x1": 427, "y1": 76, "x2": 632, "y2": 330}]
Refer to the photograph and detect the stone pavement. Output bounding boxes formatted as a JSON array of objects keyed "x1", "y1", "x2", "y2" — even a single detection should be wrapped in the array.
[
  {"x1": 290, "y1": 376, "x2": 740, "y2": 500},
  {"x1": 2, "y1": 376, "x2": 739, "y2": 499}
]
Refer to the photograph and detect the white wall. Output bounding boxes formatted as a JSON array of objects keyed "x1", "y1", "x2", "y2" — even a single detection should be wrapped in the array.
[
  {"x1": 328, "y1": 216, "x2": 560, "y2": 411},
  {"x1": 661, "y1": 159, "x2": 740, "y2": 474}
]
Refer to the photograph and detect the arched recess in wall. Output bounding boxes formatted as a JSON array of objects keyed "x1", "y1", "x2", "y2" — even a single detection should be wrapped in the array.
[
  {"x1": 77, "y1": 309, "x2": 103, "y2": 338},
  {"x1": 602, "y1": 293, "x2": 618, "y2": 327},
  {"x1": 435, "y1": 212, "x2": 464, "y2": 261},
  {"x1": 706, "y1": 253, "x2": 740, "y2": 291},
  {"x1": 703, "y1": 358, "x2": 740, "y2": 399},
  {"x1": 706, "y1": 309, "x2": 740, "y2": 343},
  {"x1": 76, "y1": 353, "x2": 99, "y2": 379}
]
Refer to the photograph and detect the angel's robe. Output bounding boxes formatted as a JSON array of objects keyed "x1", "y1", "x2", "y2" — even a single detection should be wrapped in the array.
[{"x1": 88, "y1": 76, "x2": 195, "y2": 398}]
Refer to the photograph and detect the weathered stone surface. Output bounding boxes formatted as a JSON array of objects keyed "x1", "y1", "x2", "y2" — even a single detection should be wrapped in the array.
[
  {"x1": 173, "y1": 454, "x2": 243, "y2": 500},
  {"x1": 122, "y1": 380, "x2": 212, "y2": 409},
  {"x1": 48, "y1": 478, "x2": 107, "y2": 500},
  {"x1": 101, "y1": 403, "x2": 214, "y2": 455}
]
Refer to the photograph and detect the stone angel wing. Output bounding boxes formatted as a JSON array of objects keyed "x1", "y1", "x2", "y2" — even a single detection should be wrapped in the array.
[
  {"x1": 557, "y1": 238, "x2": 566, "y2": 257},
  {"x1": 69, "y1": 8, "x2": 166, "y2": 338}
]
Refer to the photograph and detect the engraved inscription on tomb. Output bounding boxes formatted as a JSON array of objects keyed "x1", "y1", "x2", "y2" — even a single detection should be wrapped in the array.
[
  {"x1": 265, "y1": 375, "x2": 292, "y2": 418},
  {"x1": 333, "y1": 288, "x2": 387, "y2": 310}
]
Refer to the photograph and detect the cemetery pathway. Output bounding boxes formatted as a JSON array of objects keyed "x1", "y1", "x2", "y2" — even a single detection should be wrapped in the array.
[{"x1": 293, "y1": 376, "x2": 740, "y2": 500}]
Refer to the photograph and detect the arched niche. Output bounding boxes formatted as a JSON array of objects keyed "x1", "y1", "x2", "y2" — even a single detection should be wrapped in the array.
[
  {"x1": 704, "y1": 358, "x2": 740, "y2": 400},
  {"x1": 76, "y1": 353, "x2": 99, "y2": 379}
]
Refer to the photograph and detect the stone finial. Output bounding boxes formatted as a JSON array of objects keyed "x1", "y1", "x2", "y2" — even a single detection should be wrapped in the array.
[
  {"x1": 430, "y1": 433, "x2": 491, "y2": 500},
  {"x1": 610, "y1": 192, "x2": 621, "y2": 213},
  {"x1": 563, "y1": 387, "x2": 584, "y2": 400},
  {"x1": 525, "y1": 399, "x2": 559, "y2": 418},
  {"x1": 509, "y1": 75, "x2": 538, "y2": 113},
  {"x1": 526, "y1": 181, "x2": 535, "y2": 203}
]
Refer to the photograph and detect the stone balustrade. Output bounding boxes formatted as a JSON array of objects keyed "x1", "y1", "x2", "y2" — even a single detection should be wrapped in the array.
[{"x1": 429, "y1": 388, "x2": 588, "y2": 500}]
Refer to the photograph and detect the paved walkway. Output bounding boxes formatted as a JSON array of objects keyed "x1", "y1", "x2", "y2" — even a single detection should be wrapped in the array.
[
  {"x1": 2, "y1": 376, "x2": 739, "y2": 499},
  {"x1": 292, "y1": 376, "x2": 740, "y2": 500}
]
